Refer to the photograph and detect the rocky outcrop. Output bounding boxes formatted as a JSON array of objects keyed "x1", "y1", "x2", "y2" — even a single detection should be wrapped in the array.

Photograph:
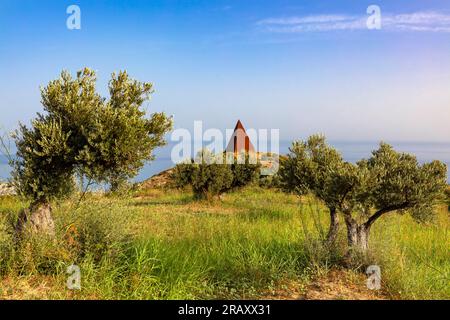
[
  {"x1": 140, "y1": 168, "x2": 175, "y2": 190},
  {"x1": 0, "y1": 182, "x2": 16, "y2": 196}
]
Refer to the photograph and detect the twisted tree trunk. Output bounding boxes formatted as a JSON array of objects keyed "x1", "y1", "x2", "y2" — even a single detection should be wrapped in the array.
[
  {"x1": 15, "y1": 201, "x2": 55, "y2": 237},
  {"x1": 341, "y1": 204, "x2": 411, "y2": 257},
  {"x1": 325, "y1": 207, "x2": 339, "y2": 245},
  {"x1": 346, "y1": 222, "x2": 369, "y2": 252},
  {"x1": 343, "y1": 214, "x2": 369, "y2": 253}
]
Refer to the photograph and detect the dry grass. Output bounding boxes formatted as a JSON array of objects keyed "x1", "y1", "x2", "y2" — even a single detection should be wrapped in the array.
[{"x1": 263, "y1": 269, "x2": 388, "y2": 300}]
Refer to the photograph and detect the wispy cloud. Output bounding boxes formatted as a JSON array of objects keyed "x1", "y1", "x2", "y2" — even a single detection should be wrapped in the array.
[
  {"x1": 257, "y1": 11, "x2": 450, "y2": 33},
  {"x1": 214, "y1": 5, "x2": 232, "y2": 12},
  {"x1": 257, "y1": 15, "x2": 354, "y2": 25}
]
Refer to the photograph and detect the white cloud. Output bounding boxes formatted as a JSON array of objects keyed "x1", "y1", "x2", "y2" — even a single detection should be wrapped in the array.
[
  {"x1": 257, "y1": 11, "x2": 450, "y2": 33},
  {"x1": 257, "y1": 14, "x2": 354, "y2": 25}
]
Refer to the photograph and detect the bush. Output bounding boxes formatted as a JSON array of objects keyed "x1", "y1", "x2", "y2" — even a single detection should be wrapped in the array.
[
  {"x1": 172, "y1": 160, "x2": 195, "y2": 189},
  {"x1": 190, "y1": 151, "x2": 233, "y2": 200},
  {"x1": 174, "y1": 163, "x2": 233, "y2": 200},
  {"x1": 230, "y1": 153, "x2": 261, "y2": 188},
  {"x1": 259, "y1": 174, "x2": 281, "y2": 189},
  {"x1": 172, "y1": 151, "x2": 262, "y2": 199}
]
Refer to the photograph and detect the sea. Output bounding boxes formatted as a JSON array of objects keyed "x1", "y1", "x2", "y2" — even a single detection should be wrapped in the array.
[{"x1": 1, "y1": 141, "x2": 450, "y2": 183}]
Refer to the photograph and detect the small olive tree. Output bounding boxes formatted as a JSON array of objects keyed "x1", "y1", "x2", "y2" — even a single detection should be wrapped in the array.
[
  {"x1": 13, "y1": 68, "x2": 173, "y2": 234},
  {"x1": 230, "y1": 153, "x2": 261, "y2": 188},
  {"x1": 281, "y1": 136, "x2": 448, "y2": 253},
  {"x1": 172, "y1": 160, "x2": 195, "y2": 190},
  {"x1": 173, "y1": 150, "x2": 233, "y2": 200},
  {"x1": 172, "y1": 150, "x2": 260, "y2": 200},
  {"x1": 339, "y1": 143, "x2": 447, "y2": 252}
]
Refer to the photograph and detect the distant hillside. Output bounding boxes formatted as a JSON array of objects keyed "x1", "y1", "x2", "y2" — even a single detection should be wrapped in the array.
[{"x1": 140, "y1": 168, "x2": 175, "y2": 189}]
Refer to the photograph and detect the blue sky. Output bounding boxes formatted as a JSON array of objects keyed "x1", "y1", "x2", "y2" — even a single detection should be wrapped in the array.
[{"x1": 1, "y1": 0, "x2": 450, "y2": 142}]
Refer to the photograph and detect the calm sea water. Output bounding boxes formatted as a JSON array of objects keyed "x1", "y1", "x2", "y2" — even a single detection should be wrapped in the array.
[{"x1": 2, "y1": 141, "x2": 450, "y2": 183}]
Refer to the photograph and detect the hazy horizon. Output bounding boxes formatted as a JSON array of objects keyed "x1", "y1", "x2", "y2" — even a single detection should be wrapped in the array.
[{"x1": 3, "y1": 140, "x2": 450, "y2": 182}]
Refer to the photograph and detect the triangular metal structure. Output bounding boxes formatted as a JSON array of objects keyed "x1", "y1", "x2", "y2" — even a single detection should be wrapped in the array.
[{"x1": 226, "y1": 120, "x2": 256, "y2": 154}]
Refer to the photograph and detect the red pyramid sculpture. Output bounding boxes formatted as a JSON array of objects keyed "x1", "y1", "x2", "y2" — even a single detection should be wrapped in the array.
[{"x1": 226, "y1": 120, "x2": 255, "y2": 154}]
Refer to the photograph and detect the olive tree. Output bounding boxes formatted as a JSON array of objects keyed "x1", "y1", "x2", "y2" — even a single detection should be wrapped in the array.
[
  {"x1": 172, "y1": 150, "x2": 260, "y2": 200},
  {"x1": 339, "y1": 143, "x2": 447, "y2": 252},
  {"x1": 13, "y1": 68, "x2": 173, "y2": 235},
  {"x1": 173, "y1": 150, "x2": 233, "y2": 200},
  {"x1": 281, "y1": 136, "x2": 448, "y2": 253},
  {"x1": 230, "y1": 153, "x2": 261, "y2": 188}
]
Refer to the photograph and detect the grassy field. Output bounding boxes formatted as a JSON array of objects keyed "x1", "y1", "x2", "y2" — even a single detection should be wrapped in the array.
[{"x1": 0, "y1": 186, "x2": 448, "y2": 300}]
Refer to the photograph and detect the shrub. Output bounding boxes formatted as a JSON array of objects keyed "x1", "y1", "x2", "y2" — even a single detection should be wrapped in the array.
[
  {"x1": 173, "y1": 160, "x2": 233, "y2": 200},
  {"x1": 230, "y1": 153, "x2": 261, "y2": 188},
  {"x1": 190, "y1": 151, "x2": 233, "y2": 200},
  {"x1": 172, "y1": 151, "x2": 262, "y2": 199},
  {"x1": 258, "y1": 175, "x2": 278, "y2": 188},
  {"x1": 172, "y1": 160, "x2": 195, "y2": 189}
]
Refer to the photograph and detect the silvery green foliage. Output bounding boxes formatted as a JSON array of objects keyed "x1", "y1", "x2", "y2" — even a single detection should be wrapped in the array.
[
  {"x1": 279, "y1": 134, "x2": 345, "y2": 210},
  {"x1": 172, "y1": 159, "x2": 196, "y2": 189},
  {"x1": 230, "y1": 152, "x2": 260, "y2": 189},
  {"x1": 280, "y1": 135, "x2": 447, "y2": 250},
  {"x1": 172, "y1": 150, "x2": 235, "y2": 199},
  {"x1": 172, "y1": 150, "x2": 261, "y2": 199},
  {"x1": 12, "y1": 68, "x2": 173, "y2": 203},
  {"x1": 190, "y1": 149, "x2": 233, "y2": 199},
  {"x1": 356, "y1": 143, "x2": 447, "y2": 223}
]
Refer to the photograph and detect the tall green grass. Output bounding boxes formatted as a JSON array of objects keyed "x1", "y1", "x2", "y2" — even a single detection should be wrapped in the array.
[
  {"x1": 370, "y1": 209, "x2": 449, "y2": 299},
  {"x1": 0, "y1": 187, "x2": 448, "y2": 299}
]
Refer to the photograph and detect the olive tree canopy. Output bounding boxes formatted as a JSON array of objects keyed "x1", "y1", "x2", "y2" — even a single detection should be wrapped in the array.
[
  {"x1": 280, "y1": 136, "x2": 447, "y2": 253},
  {"x1": 12, "y1": 68, "x2": 173, "y2": 233}
]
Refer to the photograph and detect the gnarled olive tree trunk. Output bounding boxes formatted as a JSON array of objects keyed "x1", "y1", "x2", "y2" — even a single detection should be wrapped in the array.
[
  {"x1": 346, "y1": 222, "x2": 369, "y2": 252},
  {"x1": 325, "y1": 207, "x2": 339, "y2": 245},
  {"x1": 342, "y1": 205, "x2": 408, "y2": 254},
  {"x1": 15, "y1": 202, "x2": 55, "y2": 237},
  {"x1": 343, "y1": 214, "x2": 370, "y2": 253}
]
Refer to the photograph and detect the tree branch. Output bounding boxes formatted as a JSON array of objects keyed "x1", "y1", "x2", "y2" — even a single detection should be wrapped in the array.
[
  {"x1": 0, "y1": 131, "x2": 13, "y2": 164},
  {"x1": 364, "y1": 202, "x2": 409, "y2": 229}
]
